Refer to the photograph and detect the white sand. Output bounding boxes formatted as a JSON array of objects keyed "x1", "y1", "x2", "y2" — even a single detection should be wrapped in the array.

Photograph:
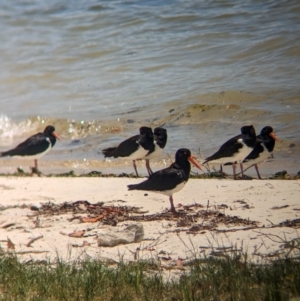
[{"x1": 0, "y1": 177, "x2": 299, "y2": 269}]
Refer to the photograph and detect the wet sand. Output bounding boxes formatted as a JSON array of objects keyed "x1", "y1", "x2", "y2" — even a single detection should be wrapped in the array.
[
  {"x1": 1, "y1": 91, "x2": 299, "y2": 177},
  {"x1": 0, "y1": 148, "x2": 299, "y2": 178}
]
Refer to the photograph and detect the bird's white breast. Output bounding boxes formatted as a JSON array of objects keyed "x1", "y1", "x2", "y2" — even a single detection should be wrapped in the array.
[
  {"x1": 145, "y1": 143, "x2": 162, "y2": 159},
  {"x1": 243, "y1": 146, "x2": 271, "y2": 167},
  {"x1": 154, "y1": 181, "x2": 187, "y2": 197},
  {"x1": 10, "y1": 138, "x2": 52, "y2": 160},
  {"x1": 124, "y1": 145, "x2": 150, "y2": 160}
]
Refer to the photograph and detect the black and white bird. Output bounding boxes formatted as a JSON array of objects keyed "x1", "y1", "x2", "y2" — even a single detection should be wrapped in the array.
[
  {"x1": 102, "y1": 126, "x2": 154, "y2": 177},
  {"x1": 144, "y1": 127, "x2": 167, "y2": 176},
  {"x1": 0, "y1": 125, "x2": 60, "y2": 174},
  {"x1": 128, "y1": 148, "x2": 202, "y2": 213},
  {"x1": 243, "y1": 126, "x2": 278, "y2": 179},
  {"x1": 202, "y1": 125, "x2": 257, "y2": 179}
]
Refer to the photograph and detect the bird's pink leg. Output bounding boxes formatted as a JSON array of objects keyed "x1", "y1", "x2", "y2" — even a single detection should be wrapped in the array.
[
  {"x1": 169, "y1": 196, "x2": 176, "y2": 213},
  {"x1": 132, "y1": 160, "x2": 139, "y2": 177},
  {"x1": 254, "y1": 164, "x2": 262, "y2": 179},
  {"x1": 240, "y1": 163, "x2": 244, "y2": 178},
  {"x1": 232, "y1": 163, "x2": 237, "y2": 180},
  {"x1": 145, "y1": 159, "x2": 153, "y2": 176},
  {"x1": 31, "y1": 159, "x2": 41, "y2": 176}
]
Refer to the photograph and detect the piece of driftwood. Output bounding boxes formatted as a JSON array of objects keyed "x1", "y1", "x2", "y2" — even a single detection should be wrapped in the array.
[
  {"x1": 26, "y1": 235, "x2": 43, "y2": 247},
  {"x1": 7, "y1": 237, "x2": 15, "y2": 250},
  {"x1": 2, "y1": 223, "x2": 15, "y2": 229},
  {"x1": 14, "y1": 250, "x2": 49, "y2": 254}
]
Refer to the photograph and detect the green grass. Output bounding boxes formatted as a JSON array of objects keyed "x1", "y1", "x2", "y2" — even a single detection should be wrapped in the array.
[{"x1": 0, "y1": 254, "x2": 299, "y2": 301}]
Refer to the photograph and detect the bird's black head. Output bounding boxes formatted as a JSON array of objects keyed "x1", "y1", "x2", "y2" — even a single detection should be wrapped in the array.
[
  {"x1": 175, "y1": 148, "x2": 202, "y2": 171},
  {"x1": 43, "y1": 125, "x2": 60, "y2": 141},
  {"x1": 139, "y1": 126, "x2": 153, "y2": 138},
  {"x1": 154, "y1": 127, "x2": 167, "y2": 136},
  {"x1": 154, "y1": 127, "x2": 167, "y2": 135},
  {"x1": 44, "y1": 125, "x2": 55, "y2": 134},
  {"x1": 176, "y1": 148, "x2": 191, "y2": 159},
  {"x1": 154, "y1": 127, "x2": 167, "y2": 147},
  {"x1": 260, "y1": 126, "x2": 278, "y2": 141},
  {"x1": 261, "y1": 126, "x2": 273, "y2": 135},
  {"x1": 241, "y1": 125, "x2": 256, "y2": 136}
]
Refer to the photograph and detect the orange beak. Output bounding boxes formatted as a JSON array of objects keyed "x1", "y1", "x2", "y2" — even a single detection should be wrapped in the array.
[
  {"x1": 188, "y1": 156, "x2": 202, "y2": 171},
  {"x1": 52, "y1": 131, "x2": 60, "y2": 141},
  {"x1": 269, "y1": 132, "x2": 278, "y2": 141}
]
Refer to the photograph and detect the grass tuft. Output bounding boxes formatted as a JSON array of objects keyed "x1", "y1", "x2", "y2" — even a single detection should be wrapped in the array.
[{"x1": 0, "y1": 253, "x2": 299, "y2": 301}]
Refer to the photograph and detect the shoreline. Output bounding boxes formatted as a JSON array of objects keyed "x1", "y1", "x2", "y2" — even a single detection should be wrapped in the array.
[
  {"x1": 0, "y1": 162, "x2": 299, "y2": 180},
  {"x1": 0, "y1": 154, "x2": 299, "y2": 179}
]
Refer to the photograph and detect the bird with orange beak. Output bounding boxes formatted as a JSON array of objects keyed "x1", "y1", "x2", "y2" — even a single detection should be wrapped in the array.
[
  {"x1": 0, "y1": 125, "x2": 60, "y2": 174},
  {"x1": 243, "y1": 126, "x2": 279, "y2": 179},
  {"x1": 128, "y1": 148, "x2": 202, "y2": 213}
]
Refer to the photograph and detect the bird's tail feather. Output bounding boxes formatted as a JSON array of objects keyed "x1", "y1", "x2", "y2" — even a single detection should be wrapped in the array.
[
  {"x1": 102, "y1": 147, "x2": 117, "y2": 158},
  {"x1": 127, "y1": 184, "x2": 137, "y2": 191}
]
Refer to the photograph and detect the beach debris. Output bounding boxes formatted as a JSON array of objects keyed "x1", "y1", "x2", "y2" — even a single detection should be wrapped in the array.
[
  {"x1": 26, "y1": 235, "x2": 43, "y2": 247},
  {"x1": 71, "y1": 241, "x2": 93, "y2": 248},
  {"x1": 30, "y1": 205, "x2": 40, "y2": 211},
  {"x1": 2, "y1": 223, "x2": 15, "y2": 229},
  {"x1": 271, "y1": 205, "x2": 289, "y2": 210},
  {"x1": 278, "y1": 218, "x2": 300, "y2": 228},
  {"x1": 80, "y1": 206, "x2": 123, "y2": 223},
  {"x1": 68, "y1": 230, "x2": 85, "y2": 238},
  {"x1": 252, "y1": 231, "x2": 300, "y2": 258},
  {"x1": 176, "y1": 258, "x2": 183, "y2": 267},
  {"x1": 275, "y1": 170, "x2": 287, "y2": 176},
  {"x1": 37, "y1": 200, "x2": 146, "y2": 225},
  {"x1": 7, "y1": 237, "x2": 15, "y2": 250},
  {"x1": 97, "y1": 223, "x2": 144, "y2": 247},
  {"x1": 17, "y1": 167, "x2": 25, "y2": 174},
  {"x1": 34, "y1": 200, "x2": 260, "y2": 232},
  {"x1": 233, "y1": 199, "x2": 253, "y2": 210},
  {"x1": 81, "y1": 216, "x2": 105, "y2": 223},
  {"x1": 16, "y1": 199, "x2": 298, "y2": 249},
  {"x1": 274, "y1": 170, "x2": 288, "y2": 179},
  {"x1": 15, "y1": 250, "x2": 49, "y2": 255}
]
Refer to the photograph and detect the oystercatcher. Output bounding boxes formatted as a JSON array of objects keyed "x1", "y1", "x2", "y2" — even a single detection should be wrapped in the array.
[
  {"x1": 0, "y1": 125, "x2": 60, "y2": 174},
  {"x1": 243, "y1": 126, "x2": 278, "y2": 179},
  {"x1": 144, "y1": 127, "x2": 167, "y2": 176},
  {"x1": 203, "y1": 125, "x2": 256, "y2": 179},
  {"x1": 102, "y1": 126, "x2": 154, "y2": 177},
  {"x1": 128, "y1": 148, "x2": 202, "y2": 213}
]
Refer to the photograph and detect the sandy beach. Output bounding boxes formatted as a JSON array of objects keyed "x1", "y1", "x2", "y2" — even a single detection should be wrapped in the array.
[{"x1": 0, "y1": 176, "x2": 299, "y2": 271}]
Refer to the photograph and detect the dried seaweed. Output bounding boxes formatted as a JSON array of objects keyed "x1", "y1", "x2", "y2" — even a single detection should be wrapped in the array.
[{"x1": 33, "y1": 200, "x2": 259, "y2": 231}]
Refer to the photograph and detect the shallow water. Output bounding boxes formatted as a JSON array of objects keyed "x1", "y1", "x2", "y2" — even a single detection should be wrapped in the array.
[{"x1": 0, "y1": 0, "x2": 299, "y2": 175}]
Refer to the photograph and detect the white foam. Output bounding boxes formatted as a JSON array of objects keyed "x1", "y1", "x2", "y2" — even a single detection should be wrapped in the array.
[{"x1": 0, "y1": 114, "x2": 39, "y2": 147}]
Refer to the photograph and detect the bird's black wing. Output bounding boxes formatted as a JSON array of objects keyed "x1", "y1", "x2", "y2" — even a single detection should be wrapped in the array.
[
  {"x1": 102, "y1": 134, "x2": 140, "y2": 158},
  {"x1": 203, "y1": 134, "x2": 243, "y2": 163},
  {"x1": 261, "y1": 134, "x2": 276, "y2": 152},
  {"x1": 128, "y1": 164, "x2": 186, "y2": 192},
  {"x1": 1, "y1": 133, "x2": 50, "y2": 157},
  {"x1": 145, "y1": 142, "x2": 155, "y2": 156},
  {"x1": 243, "y1": 138, "x2": 264, "y2": 162}
]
